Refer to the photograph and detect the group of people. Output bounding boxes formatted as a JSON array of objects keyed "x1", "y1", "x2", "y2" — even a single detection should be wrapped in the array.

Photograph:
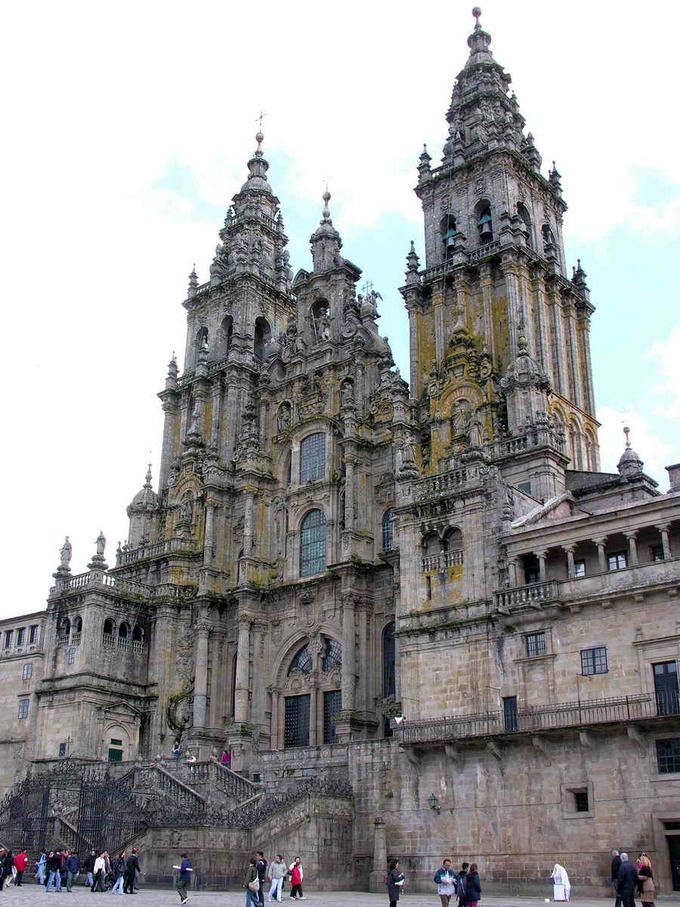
[
  {"x1": 241, "y1": 853, "x2": 304, "y2": 907},
  {"x1": 386, "y1": 858, "x2": 481, "y2": 907},
  {"x1": 23, "y1": 847, "x2": 142, "y2": 893},
  {"x1": 612, "y1": 850, "x2": 656, "y2": 907},
  {"x1": 0, "y1": 850, "x2": 29, "y2": 889}
]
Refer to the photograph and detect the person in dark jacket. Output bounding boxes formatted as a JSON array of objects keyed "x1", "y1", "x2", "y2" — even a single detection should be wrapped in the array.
[
  {"x1": 172, "y1": 853, "x2": 192, "y2": 905},
  {"x1": 66, "y1": 852, "x2": 80, "y2": 892},
  {"x1": 110, "y1": 853, "x2": 127, "y2": 895},
  {"x1": 617, "y1": 853, "x2": 639, "y2": 907},
  {"x1": 123, "y1": 849, "x2": 140, "y2": 894},
  {"x1": 46, "y1": 851, "x2": 63, "y2": 892},
  {"x1": 611, "y1": 850, "x2": 622, "y2": 907},
  {"x1": 465, "y1": 864, "x2": 481, "y2": 907},
  {"x1": 457, "y1": 863, "x2": 470, "y2": 907},
  {"x1": 386, "y1": 859, "x2": 405, "y2": 907},
  {"x1": 256, "y1": 852, "x2": 268, "y2": 907},
  {"x1": 83, "y1": 850, "x2": 96, "y2": 888}
]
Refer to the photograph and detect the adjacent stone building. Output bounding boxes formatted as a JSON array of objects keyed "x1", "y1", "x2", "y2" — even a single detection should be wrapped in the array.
[{"x1": 3, "y1": 8, "x2": 680, "y2": 895}]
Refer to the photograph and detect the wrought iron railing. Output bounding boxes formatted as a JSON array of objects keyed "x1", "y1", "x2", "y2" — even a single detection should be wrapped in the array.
[{"x1": 400, "y1": 692, "x2": 680, "y2": 745}]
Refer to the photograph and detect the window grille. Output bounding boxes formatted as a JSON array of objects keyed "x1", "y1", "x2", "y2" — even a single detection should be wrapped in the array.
[
  {"x1": 300, "y1": 510, "x2": 326, "y2": 576},
  {"x1": 300, "y1": 433, "x2": 326, "y2": 483},
  {"x1": 322, "y1": 638, "x2": 342, "y2": 673},
  {"x1": 383, "y1": 622, "x2": 396, "y2": 697},
  {"x1": 22, "y1": 663, "x2": 32, "y2": 680},
  {"x1": 29, "y1": 625, "x2": 39, "y2": 644},
  {"x1": 288, "y1": 645, "x2": 313, "y2": 675},
  {"x1": 323, "y1": 690, "x2": 342, "y2": 744},
  {"x1": 382, "y1": 510, "x2": 395, "y2": 551},
  {"x1": 525, "y1": 631, "x2": 546, "y2": 658},
  {"x1": 284, "y1": 695, "x2": 310, "y2": 748},
  {"x1": 607, "y1": 551, "x2": 627, "y2": 571},
  {"x1": 17, "y1": 698, "x2": 29, "y2": 720},
  {"x1": 581, "y1": 646, "x2": 608, "y2": 675},
  {"x1": 16, "y1": 628, "x2": 25, "y2": 646},
  {"x1": 657, "y1": 739, "x2": 680, "y2": 774},
  {"x1": 574, "y1": 559, "x2": 586, "y2": 577}
]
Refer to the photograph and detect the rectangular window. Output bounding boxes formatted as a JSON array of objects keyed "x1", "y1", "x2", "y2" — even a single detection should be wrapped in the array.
[
  {"x1": 525, "y1": 566, "x2": 540, "y2": 584},
  {"x1": 573, "y1": 788, "x2": 589, "y2": 812},
  {"x1": 4, "y1": 630, "x2": 13, "y2": 650},
  {"x1": 110, "y1": 738, "x2": 123, "y2": 747},
  {"x1": 574, "y1": 559, "x2": 586, "y2": 577},
  {"x1": 67, "y1": 647, "x2": 76, "y2": 665},
  {"x1": 657, "y1": 739, "x2": 680, "y2": 774},
  {"x1": 323, "y1": 690, "x2": 342, "y2": 745},
  {"x1": 58, "y1": 742, "x2": 67, "y2": 757},
  {"x1": 525, "y1": 631, "x2": 546, "y2": 658},
  {"x1": 16, "y1": 628, "x2": 25, "y2": 646},
  {"x1": 22, "y1": 663, "x2": 33, "y2": 680},
  {"x1": 17, "y1": 698, "x2": 29, "y2": 720},
  {"x1": 284, "y1": 694, "x2": 310, "y2": 748},
  {"x1": 29, "y1": 625, "x2": 39, "y2": 644},
  {"x1": 108, "y1": 747, "x2": 123, "y2": 763},
  {"x1": 581, "y1": 646, "x2": 608, "y2": 675},
  {"x1": 503, "y1": 695, "x2": 518, "y2": 733},
  {"x1": 651, "y1": 545, "x2": 664, "y2": 562},
  {"x1": 608, "y1": 551, "x2": 628, "y2": 570},
  {"x1": 299, "y1": 433, "x2": 326, "y2": 483}
]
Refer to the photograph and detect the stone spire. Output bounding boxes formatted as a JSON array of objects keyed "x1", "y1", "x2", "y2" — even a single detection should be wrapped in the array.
[
  {"x1": 441, "y1": 7, "x2": 544, "y2": 175},
  {"x1": 310, "y1": 189, "x2": 343, "y2": 273},
  {"x1": 618, "y1": 426, "x2": 644, "y2": 479},
  {"x1": 208, "y1": 129, "x2": 291, "y2": 289},
  {"x1": 187, "y1": 264, "x2": 198, "y2": 298}
]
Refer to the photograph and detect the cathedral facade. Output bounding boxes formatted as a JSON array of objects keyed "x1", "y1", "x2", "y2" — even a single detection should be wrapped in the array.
[{"x1": 3, "y1": 8, "x2": 680, "y2": 894}]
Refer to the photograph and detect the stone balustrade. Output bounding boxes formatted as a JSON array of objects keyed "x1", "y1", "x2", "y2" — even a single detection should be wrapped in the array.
[
  {"x1": 494, "y1": 579, "x2": 560, "y2": 610},
  {"x1": 421, "y1": 549, "x2": 464, "y2": 572}
]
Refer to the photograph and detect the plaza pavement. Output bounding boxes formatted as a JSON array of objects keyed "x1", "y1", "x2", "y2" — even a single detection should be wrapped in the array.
[{"x1": 1, "y1": 886, "x2": 677, "y2": 907}]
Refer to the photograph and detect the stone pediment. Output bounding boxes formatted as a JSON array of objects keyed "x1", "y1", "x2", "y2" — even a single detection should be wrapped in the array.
[
  {"x1": 96, "y1": 699, "x2": 144, "y2": 719},
  {"x1": 511, "y1": 492, "x2": 583, "y2": 528}
]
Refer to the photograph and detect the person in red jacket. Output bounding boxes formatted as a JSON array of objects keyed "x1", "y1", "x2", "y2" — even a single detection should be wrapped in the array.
[
  {"x1": 14, "y1": 851, "x2": 29, "y2": 886},
  {"x1": 288, "y1": 858, "x2": 304, "y2": 900}
]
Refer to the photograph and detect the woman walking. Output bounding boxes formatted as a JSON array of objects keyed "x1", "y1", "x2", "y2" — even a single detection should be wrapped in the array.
[
  {"x1": 638, "y1": 854, "x2": 655, "y2": 907},
  {"x1": 465, "y1": 863, "x2": 481, "y2": 907},
  {"x1": 245, "y1": 858, "x2": 260, "y2": 907},
  {"x1": 386, "y1": 859, "x2": 405, "y2": 907},
  {"x1": 288, "y1": 857, "x2": 304, "y2": 900}
]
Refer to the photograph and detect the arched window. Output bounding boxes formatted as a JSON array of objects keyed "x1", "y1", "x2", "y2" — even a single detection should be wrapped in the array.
[
  {"x1": 118, "y1": 622, "x2": 130, "y2": 640},
  {"x1": 103, "y1": 618, "x2": 115, "y2": 637},
  {"x1": 517, "y1": 203, "x2": 533, "y2": 249},
  {"x1": 288, "y1": 644, "x2": 313, "y2": 675},
  {"x1": 443, "y1": 526, "x2": 463, "y2": 553},
  {"x1": 383, "y1": 622, "x2": 396, "y2": 698},
  {"x1": 300, "y1": 433, "x2": 326, "y2": 483},
  {"x1": 321, "y1": 638, "x2": 342, "y2": 673},
  {"x1": 440, "y1": 214, "x2": 457, "y2": 258},
  {"x1": 132, "y1": 625, "x2": 144, "y2": 643},
  {"x1": 219, "y1": 315, "x2": 233, "y2": 358},
  {"x1": 73, "y1": 616, "x2": 83, "y2": 634},
  {"x1": 382, "y1": 510, "x2": 395, "y2": 552},
  {"x1": 477, "y1": 201, "x2": 493, "y2": 244},
  {"x1": 542, "y1": 223, "x2": 556, "y2": 250},
  {"x1": 422, "y1": 531, "x2": 441, "y2": 556},
  {"x1": 300, "y1": 510, "x2": 326, "y2": 577},
  {"x1": 254, "y1": 317, "x2": 270, "y2": 359}
]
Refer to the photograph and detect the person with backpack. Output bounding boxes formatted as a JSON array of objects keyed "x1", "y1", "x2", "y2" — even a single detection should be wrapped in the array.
[
  {"x1": 434, "y1": 858, "x2": 457, "y2": 907},
  {"x1": 245, "y1": 858, "x2": 260, "y2": 907},
  {"x1": 386, "y1": 859, "x2": 405, "y2": 907},
  {"x1": 465, "y1": 864, "x2": 481, "y2": 907},
  {"x1": 456, "y1": 863, "x2": 469, "y2": 907}
]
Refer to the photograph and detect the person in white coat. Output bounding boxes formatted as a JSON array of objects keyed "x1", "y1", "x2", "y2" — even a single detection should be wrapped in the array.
[{"x1": 551, "y1": 864, "x2": 571, "y2": 902}]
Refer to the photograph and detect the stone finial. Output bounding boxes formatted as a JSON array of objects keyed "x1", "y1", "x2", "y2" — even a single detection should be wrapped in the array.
[
  {"x1": 618, "y1": 426, "x2": 644, "y2": 479},
  {"x1": 417, "y1": 144, "x2": 432, "y2": 183},
  {"x1": 406, "y1": 240, "x2": 420, "y2": 275},
  {"x1": 144, "y1": 464, "x2": 153, "y2": 488},
  {"x1": 188, "y1": 264, "x2": 198, "y2": 297},
  {"x1": 472, "y1": 6, "x2": 482, "y2": 28},
  {"x1": 549, "y1": 160, "x2": 562, "y2": 195}
]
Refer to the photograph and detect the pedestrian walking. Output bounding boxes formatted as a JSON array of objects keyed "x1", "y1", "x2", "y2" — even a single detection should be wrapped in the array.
[
  {"x1": 3, "y1": 851, "x2": 15, "y2": 887},
  {"x1": 47, "y1": 851, "x2": 63, "y2": 892},
  {"x1": 36, "y1": 852, "x2": 47, "y2": 885},
  {"x1": 0, "y1": 849, "x2": 7, "y2": 891},
  {"x1": 123, "y1": 849, "x2": 140, "y2": 894},
  {"x1": 551, "y1": 863, "x2": 570, "y2": 902},
  {"x1": 288, "y1": 858, "x2": 304, "y2": 900},
  {"x1": 256, "y1": 852, "x2": 268, "y2": 907},
  {"x1": 386, "y1": 859, "x2": 405, "y2": 907},
  {"x1": 171, "y1": 740, "x2": 182, "y2": 761},
  {"x1": 617, "y1": 852, "x2": 638, "y2": 907},
  {"x1": 83, "y1": 851, "x2": 97, "y2": 888},
  {"x1": 637, "y1": 854, "x2": 655, "y2": 907},
  {"x1": 14, "y1": 849, "x2": 29, "y2": 886},
  {"x1": 66, "y1": 851, "x2": 80, "y2": 892},
  {"x1": 612, "y1": 851, "x2": 622, "y2": 907},
  {"x1": 220, "y1": 748, "x2": 231, "y2": 768},
  {"x1": 245, "y1": 858, "x2": 261, "y2": 907},
  {"x1": 172, "y1": 853, "x2": 192, "y2": 904},
  {"x1": 465, "y1": 864, "x2": 481, "y2": 907},
  {"x1": 456, "y1": 863, "x2": 469, "y2": 907},
  {"x1": 91, "y1": 852, "x2": 107, "y2": 893},
  {"x1": 110, "y1": 854, "x2": 126, "y2": 895},
  {"x1": 434, "y1": 858, "x2": 457, "y2": 907},
  {"x1": 267, "y1": 854, "x2": 287, "y2": 903}
]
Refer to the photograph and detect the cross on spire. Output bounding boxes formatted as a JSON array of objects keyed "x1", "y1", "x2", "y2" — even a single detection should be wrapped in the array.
[
  {"x1": 361, "y1": 280, "x2": 374, "y2": 296},
  {"x1": 256, "y1": 111, "x2": 266, "y2": 130}
]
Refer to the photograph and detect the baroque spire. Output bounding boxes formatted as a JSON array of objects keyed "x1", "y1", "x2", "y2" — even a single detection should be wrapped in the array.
[{"x1": 310, "y1": 188, "x2": 343, "y2": 273}]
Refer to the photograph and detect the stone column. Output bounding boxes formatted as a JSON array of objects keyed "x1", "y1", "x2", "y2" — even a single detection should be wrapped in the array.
[
  {"x1": 625, "y1": 530, "x2": 639, "y2": 566},
  {"x1": 405, "y1": 301, "x2": 419, "y2": 397},
  {"x1": 594, "y1": 537, "x2": 608, "y2": 573},
  {"x1": 501, "y1": 254, "x2": 522, "y2": 358},
  {"x1": 204, "y1": 501, "x2": 216, "y2": 564},
  {"x1": 432, "y1": 281, "x2": 445, "y2": 363},
  {"x1": 341, "y1": 595, "x2": 356, "y2": 712},
  {"x1": 192, "y1": 614, "x2": 210, "y2": 729},
  {"x1": 344, "y1": 458, "x2": 355, "y2": 532},
  {"x1": 243, "y1": 490, "x2": 255, "y2": 556},
  {"x1": 223, "y1": 383, "x2": 240, "y2": 462},
  {"x1": 657, "y1": 524, "x2": 672, "y2": 560},
  {"x1": 270, "y1": 688, "x2": 280, "y2": 750},
  {"x1": 536, "y1": 549, "x2": 548, "y2": 583},
  {"x1": 356, "y1": 603, "x2": 369, "y2": 713},
  {"x1": 159, "y1": 396, "x2": 179, "y2": 489},
  {"x1": 508, "y1": 558, "x2": 519, "y2": 587},
  {"x1": 369, "y1": 818, "x2": 388, "y2": 891},
  {"x1": 210, "y1": 378, "x2": 223, "y2": 449},
  {"x1": 234, "y1": 618, "x2": 251, "y2": 723},
  {"x1": 563, "y1": 545, "x2": 576, "y2": 579},
  {"x1": 309, "y1": 685, "x2": 318, "y2": 746}
]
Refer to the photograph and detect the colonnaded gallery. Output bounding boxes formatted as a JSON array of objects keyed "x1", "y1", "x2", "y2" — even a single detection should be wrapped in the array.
[{"x1": 3, "y1": 8, "x2": 680, "y2": 895}]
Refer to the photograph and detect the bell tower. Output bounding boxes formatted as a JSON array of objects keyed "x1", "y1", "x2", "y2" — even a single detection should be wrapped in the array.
[{"x1": 402, "y1": 8, "x2": 600, "y2": 490}]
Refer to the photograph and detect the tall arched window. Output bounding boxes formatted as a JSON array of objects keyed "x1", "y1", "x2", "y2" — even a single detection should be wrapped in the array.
[
  {"x1": 118, "y1": 622, "x2": 130, "y2": 640},
  {"x1": 289, "y1": 644, "x2": 313, "y2": 675},
  {"x1": 321, "y1": 638, "x2": 342, "y2": 672},
  {"x1": 383, "y1": 622, "x2": 396, "y2": 698},
  {"x1": 382, "y1": 510, "x2": 395, "y2": 552},
  {"x1": 219, "y1": 315, "x2": 233, "y2": 358},
  {"x1": 254, "y1": 317, "x2": 270, "y2": 359},
  {"x1": 440, "y1": 213, "x2": 457, "y2": 258},
  {"x1": 103, "y1": 618, "x2": 115, "y2": 638},
  {"x1": 477, "y1": 201, "x2": 493, "y2": 243},
  {"x1": 517, "y1": 203, "x2": 533, "y2": 249},
  {"x1": 196, "y1": 326, "x2": 208, "y2": 355},
  {"x1": 300, "y1": 433, "x2": 326, "y2": 482},
  {"x1": 300, "y1": 510, "x2": 326, "y2": 577}
]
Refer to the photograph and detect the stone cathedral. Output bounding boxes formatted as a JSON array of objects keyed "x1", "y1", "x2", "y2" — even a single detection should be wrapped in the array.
[{"x1": 3, "y1": 8, "x2": 680, "y2": 896}]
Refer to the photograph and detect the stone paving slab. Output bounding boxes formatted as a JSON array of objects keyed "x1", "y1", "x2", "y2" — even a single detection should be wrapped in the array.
[{"x1": 1, "y1": 886, "x2": 678, "y2": 907}]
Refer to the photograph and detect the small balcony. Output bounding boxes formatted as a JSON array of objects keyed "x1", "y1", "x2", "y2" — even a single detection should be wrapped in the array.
[
  {"x1": 421, "y1": 549, "x2": 464, "y2": 572},
  {"x1": 400, "y1": 692, "x2": 680, "y2": 747},
  {"x1": 494, "y1": 580, "x2": 560, "y2": 610}
]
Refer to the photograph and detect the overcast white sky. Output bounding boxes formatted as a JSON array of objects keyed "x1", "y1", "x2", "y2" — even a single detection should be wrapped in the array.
[{"x1": 1, "y1": 0, "x2": 679, "y2": 619}]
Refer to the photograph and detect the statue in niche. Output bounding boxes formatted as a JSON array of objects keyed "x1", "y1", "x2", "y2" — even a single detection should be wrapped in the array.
[
  {"x1": 312, "y1": 303, "x2": 331, "y2": 342},
  {"x1": 469, "y1": 413, "x2": 485, "y2": 448},
  {"x1": 452, "y1": 399, "x2": 472, "y2": 436},
  {"x1": 340, "y1": 381, "x2": 354, "y2": 407},
  {"x1": 277, "y1": 402, "x2": 292, "y2": 433}
]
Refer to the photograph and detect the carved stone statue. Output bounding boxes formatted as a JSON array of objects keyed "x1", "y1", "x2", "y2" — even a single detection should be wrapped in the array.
[
  {"x1": 277, "y1": 403, "x2": 292, "y2": 433},
  {"x1": 59, "y1": 536, "x2": 72, "y2": 570},
  {"x1": 95, "y1": 531, "x2": 106, "y2": 557}
]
